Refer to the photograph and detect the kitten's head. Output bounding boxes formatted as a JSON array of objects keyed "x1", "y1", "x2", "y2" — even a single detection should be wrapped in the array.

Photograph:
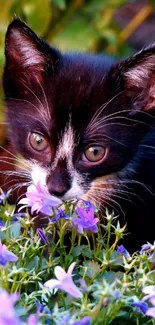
[{"x1": 3, "y1": 19, "x2": 155, "y2": 211}]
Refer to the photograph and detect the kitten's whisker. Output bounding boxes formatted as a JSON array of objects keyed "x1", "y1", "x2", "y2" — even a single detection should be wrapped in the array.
[
  {"x1": 5, "y1": 97, "x2": 47, "y2": 122},
  {"x1": 1, "y1": 176, "x2": 29, "y2": 189},
  {"x1": 102, "y1": 116, "x2": 151, "y2": 128},
  {"x1": 86, "y1": 192, "x2": 111, "y2": 211},
  {"x1": 88, "y1": 191, "x2": 123, "y2": 216},
  {"x1": 0, "y1": 156, "x2": 31, "y2": 170},
  {"x1": 7, "y1": 181, "x2": 31, "y2": 193},
  {"x1": 0, "y1": 170, "x2": 31, "y2": 179},
  {"x1": 18, "y1": 112, "x2": 49, "y2": 133},
  {"x1": 87, "y1": 134, "x2": 127, "y2": 147},
  {"x1": 91, "y1": 109, "x2": 133, "y2": 124},
  {"x1": 0, "y1": 146, "x2": 31, "y2": 169},
  {"x1": 92, "y1": 185, "x2": 139, "y2": 206},
  {"x1": 16, "y1": 190, "x2": 29, "y2": 202},
  {"x1": 37, "y1": 81, "x2": 51, "y2": 120},
  {"x1": 90, "y1": 117, "x2": 151, "y2": 133},
  {"x1": 88, "y1": 108, "x2": 155, "y2": 134},
  {"x1": 20, "y1": 80, "x2": 49, "y2": 124},
  {"x1": 98, "y1": 192, "x2": 125, "y2": 216},
  {"x1": 86, "y1": 90, "x2": 125, "y2": 132},
  {"x1": 0, "y1": 159, "x2": 31, "y2": 172},
  {"x1": 0, "y1": 121, "x2": 8, "y2": 125},
  {"x1": 140, "y1": 144, "x2": 155, "y2": 150},
  {"x1": 112, "y1": 178, "x2": 155, "y2": 196}
]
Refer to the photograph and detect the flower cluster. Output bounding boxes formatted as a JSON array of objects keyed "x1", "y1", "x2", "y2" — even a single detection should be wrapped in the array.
[
  {"x1": 2, "y1": 181, "x2": 155, "y2": 325},
  {"x1": 18, "y1": 182, "x2": 99, "y2": 235},
  {"x1": 131, "y1": 285, "x2": 155, "y2": 318}
]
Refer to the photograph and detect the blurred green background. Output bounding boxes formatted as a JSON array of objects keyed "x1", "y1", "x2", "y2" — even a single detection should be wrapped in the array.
[{"x1": 0, "y1": 0, "x2": 155, "y2": 141}]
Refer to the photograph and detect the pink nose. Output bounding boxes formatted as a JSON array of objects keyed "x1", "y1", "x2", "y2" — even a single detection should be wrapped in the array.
[{"x1": 47, "y1": 170, "x2": 71, "y2": 198}]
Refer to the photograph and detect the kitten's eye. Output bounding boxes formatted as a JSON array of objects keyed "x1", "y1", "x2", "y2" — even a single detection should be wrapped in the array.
[
  {"x1": 29, "y1": 133, "x2": 49, "y2": 151},
  {"x1": 83, "y1": 146, "x2": 106, "y2": 163}
]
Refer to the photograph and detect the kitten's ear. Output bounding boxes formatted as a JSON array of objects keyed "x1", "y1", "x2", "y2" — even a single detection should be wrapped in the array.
[
  {"x1": 3, "y1": 18, "x2": 60, "y2": 94},
  {"x1": 110, "y1": 45, "x2": 155, "y2": 111}
]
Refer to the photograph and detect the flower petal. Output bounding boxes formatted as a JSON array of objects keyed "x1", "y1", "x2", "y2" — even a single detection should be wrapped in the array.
[
  {"x1": 54, "y1": 266, "x2": 67, "y2": 281},
  {"x1": 61, "y1": 277, "x2": 83, "y2": 298},
  {"x1": 87, "y1": 224, "x2": 98, "y2": 233},
  {"x1": 77, "y1": 207, "x2": 88, "y2": 219},
  {"x1": 40, "y1": 205, "x2": 53, "y2": 216},
  {"x1": 44, "y1": 279, "x2": 60, "y2": 289},
  {"x1": 67, "y1": 262, "x2": 76, "y2": 276},
  {"x1": 4, "y1": 250, "x2": 18, "y2": 262},
  {"x1": 142, "y1": 286, "x2": 155, "y2": 295},
  {"x1": 146, "y1": 307, "x2": 155, "y2": 317},
  {"x1": 18, "y1": 197, "x2": 32, "y2": 206}
]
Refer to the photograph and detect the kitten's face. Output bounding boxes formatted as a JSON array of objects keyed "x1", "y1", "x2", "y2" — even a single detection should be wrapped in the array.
[{"x1": 3, "y1": 19, "x2": 155, "y2": 212}]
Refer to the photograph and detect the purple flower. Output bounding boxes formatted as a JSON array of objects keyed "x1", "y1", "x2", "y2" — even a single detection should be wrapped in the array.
[
  {"x1": 18, "y1": 181, "x2": 62, "y2": 216},
  {"x1": 44, "y1": 262, "x2": 83, "y2": 299},
  {"x1": 142, "y1": 286, "x2": 155, "y2": 317},
  {"x1": 27, "y1": 314, "x2": 38, "y2": 325},
  {"x1": 0, "y1": 219, "x2": 5, "y2": 229},
  {"x1": 73, "y1": 204, "x2": 99, "y2": 234},
  {"x1": 116, "y1": 245, "x2": 130, "y2": 258},
  {"x1": 50, "y1": 209, "x2": 69, "y2": 223},
  {"x1": 113, "y1": 289, "x2": 120, "y2": 300},
  {"x1": 12, "y1": 212, "x2": 27, "y2": 222},
  {"x1": 37, "y1": 228, "x2": 48, "y2": 243},
  {"x1": 146, "y1": 307, "x2": 155, "y2": 317},
  {"x1": 78, "y1": 199, "x2": 93, "y2": 212},
  {"x1": 56, "y1": 209, "x2": 69, "y2": 220},
  {"x1": 78, "y1": 279, "x2": 87, "y2": 293},
  {"x1": 0, "y1": 191, "x2": 9, "y2": 205},
  {"x1": 0, "y1": 289, "x2": 21, "y2": 325},
  {"x1": 72, "y1": 316, "x2": 91, "y2": 325},
  {"x1": 133, "y1": 286, "x2": 155, "y2": 318},
  {"x1": 59, "y1": 314, "x2": 71, "y2": 325},
  {"x1": 130, "y1": 286, "x2": 155, "y2": 318},
  {"x1": 131, "y1": 301, "x2": 149, "y2": 313},
  {"x1": 139, "y1": 243, "x2": 153, "y2": 255},
  {"x1": 0, "y1": 241, "x2": 18, "y2": 266},
  {"x1": 27, "y1": 302, "x2": 44, "y2": 324},
  {"x1": 59, "y1": 315, "x2": 91, "y2": 325},
  {"x1": 142, "y1": 285, "x2": 155, "y2": 305}
]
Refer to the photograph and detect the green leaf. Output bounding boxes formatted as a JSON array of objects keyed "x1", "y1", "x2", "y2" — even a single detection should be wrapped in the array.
[
  {"x1": 72, "y1": 245, "x2": 82, "y2": 257},
  {"x1": 83, "y1": 261, "x2": 100, "y2": 278},
  {"x1": 104, "y1": 270, "x2": 123, "y2": 284},
  {"x1": 53, "y1": 0, "x2": 66, "y2": 10},
  {"x1": 10, "y1": 222, "x2": 21, "y2": 239},
  {"x1": 53, "y1": 16, "x2": 98, "y2": 52},
  {"x1": 27, "y1": 256, "x2": 40, "y2": 271},
  {"x1": 22, "y1": 0, "x2": 52, "y2": 36},
  {"x1": 81, "y1": 246, "x2": 93, "y2": 258}
]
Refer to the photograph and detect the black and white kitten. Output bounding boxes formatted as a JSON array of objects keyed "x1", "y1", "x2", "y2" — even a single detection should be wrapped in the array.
[{"x1": 3, "y1": 18, "x2": 155, "y2": 251}]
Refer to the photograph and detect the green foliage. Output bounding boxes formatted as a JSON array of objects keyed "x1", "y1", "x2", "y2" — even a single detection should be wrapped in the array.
[{"x1": 1, "y1": 199, "x2": 155, "y2": 324}]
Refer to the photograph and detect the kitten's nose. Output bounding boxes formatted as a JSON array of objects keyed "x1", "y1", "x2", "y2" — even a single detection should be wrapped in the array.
[{"x1": 47, "y1": 171, "x2": 71, "y2": 198}]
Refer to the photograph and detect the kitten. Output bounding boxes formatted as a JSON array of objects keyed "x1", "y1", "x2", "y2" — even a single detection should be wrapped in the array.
[{"x1": 3, "y1": 18, "x2": 155, "y2": 251}]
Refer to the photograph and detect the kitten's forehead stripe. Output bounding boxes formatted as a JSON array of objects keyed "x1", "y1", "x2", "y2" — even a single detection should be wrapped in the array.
[
  {"x1": 59, "y1": 123, "x2": 75, "y2": 158},
  {"x1": 52, "y1": 123, "x2": 75, "y2": 170}
]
